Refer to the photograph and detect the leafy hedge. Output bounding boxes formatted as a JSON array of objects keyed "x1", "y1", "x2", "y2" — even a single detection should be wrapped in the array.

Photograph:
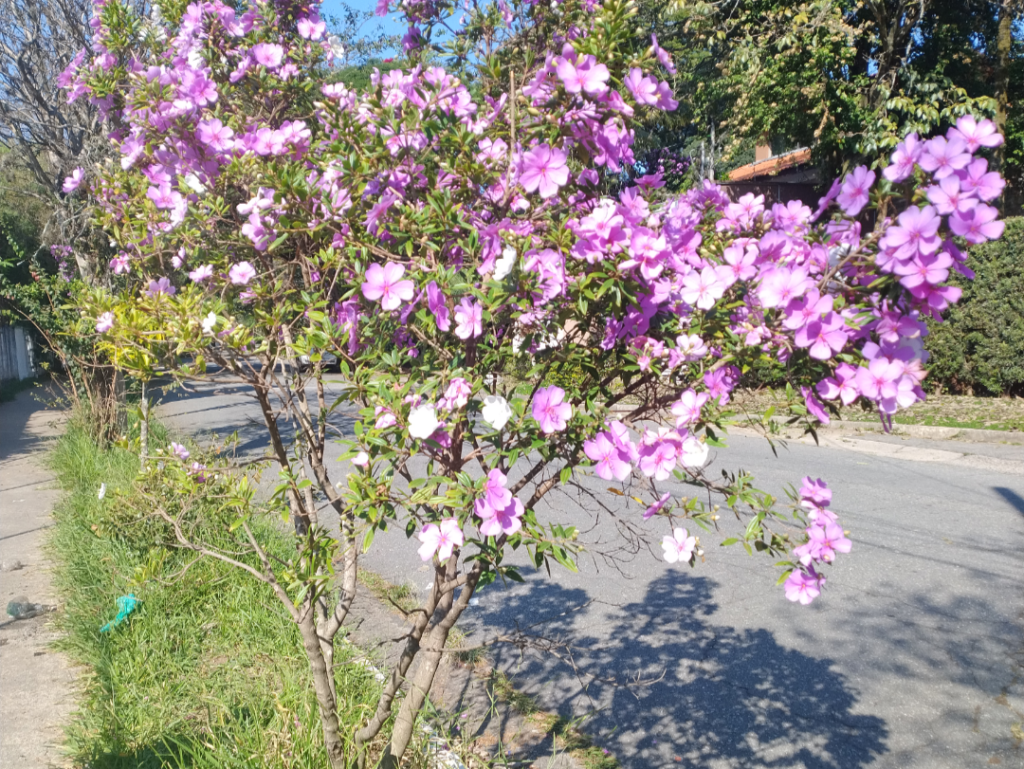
[{"x1": 926, "y1": 217, "x2": 1024, "y2": 396}]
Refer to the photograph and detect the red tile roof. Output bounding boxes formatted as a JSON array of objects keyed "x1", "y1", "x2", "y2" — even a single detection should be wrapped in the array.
[{"x1": 727, "y1": 148, "x2": 812, "y2": 182}]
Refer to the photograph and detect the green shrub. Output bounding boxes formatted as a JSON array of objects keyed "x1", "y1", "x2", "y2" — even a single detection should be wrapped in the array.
[{"x1": 925, "y1": 217, "x2": 1024, "y2": 396}]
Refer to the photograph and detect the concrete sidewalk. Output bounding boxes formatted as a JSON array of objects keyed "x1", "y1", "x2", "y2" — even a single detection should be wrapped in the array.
[{"x1": 0, "y1": 388, "x2": 75, "y2": 769}]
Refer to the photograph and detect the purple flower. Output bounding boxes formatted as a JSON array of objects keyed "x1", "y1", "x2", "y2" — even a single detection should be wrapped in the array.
[
  {"x1": 643, "y1": 492, "x2": 671, "y2": 520},
  {"x1": 948, "y1": 115, "x2": 1002, "y2": 153},
  {"x1": 651, "y1": 34, "x2": 676, "y2": 75},
  {"x1": 531, "y1": 385, "x2": 572, "y2": 434},
  {"x1": 801, "y1": 386, "x2": 831, "y2": 424},
  {"x1": 171, "y1": 442, "x2": 190, "y2": 461},
  {"x1": 252, "y1": 43, "x2": 284, "y2": 69},
  {"x1": 624, "y1": 68, "x2": 658, "y2": 105},
  {"x1": 453, "y1": 297, "x2": 483, "y2": 339},
  {"x1": 882, "y1": 133, "x2": 923, "y2": 183},
  {"x1": 949, "y1": 204, "x2": 1004, "y2": 244},
  {"x1": 794, "y1": 313, "x2": 848, "y2": 361},
  {"x1": 879, "y1": 205, "x2": 941, "y2": 262},
  {"x1": 836, "y1": 166, "x2": 875, "y2": 216},
  {"x1": 757, "y1": 267, "x2": 811, "y2": 309},
  {"x1": 958, "y1": 158, "x2": 1005, "y2": 202},
  {"x1": 426, "y1": 281, "x2": 451, "y2": 331},
  {"x1": 919, "y1": 136, "x2": 971, "y2": 180},
  {"x1": 95, "y1": 311, "x2": 114, "y2": 333},
  {"x1": 145, "y1": 277, "x2": 176, "y2": 297},
  {"x1": 63, "y1": 168, "x2": 84, "y2": 193},
  {"x1": 229, "y1": 261, "x2": 257, "y2": 286},
  {"x1": 189, "y1": 264, "x2": 213, "y2": 282},
  {"x1": 519, "y1": 145, "x2": 569, "y2": 199},
  {"x1": 361, "y1": 263, "x2": 414, "y2": 311}
]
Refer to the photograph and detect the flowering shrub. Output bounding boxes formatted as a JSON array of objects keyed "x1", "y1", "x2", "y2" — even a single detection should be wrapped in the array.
[{"x1": 63, "y1": 0, "x2": 1006, "y2": 763}]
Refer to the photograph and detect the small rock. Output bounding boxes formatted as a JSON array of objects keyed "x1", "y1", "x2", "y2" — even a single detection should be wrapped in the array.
[
  {"x1": 0, "y1": 560, "x2": 25, "y2": 572},
  {"x1": 6, "y1": 597, "x2": 52, "y2": 620}
]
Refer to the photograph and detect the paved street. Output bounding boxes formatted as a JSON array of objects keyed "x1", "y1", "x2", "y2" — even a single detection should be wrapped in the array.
[{"x1": 158, "y1": 377, "x2": 1024, "y2": 769}]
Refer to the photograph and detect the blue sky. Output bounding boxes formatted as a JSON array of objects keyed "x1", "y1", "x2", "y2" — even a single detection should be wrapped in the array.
[{"x1": 320, "y1": 0, "x2": 408, "y2": 49}]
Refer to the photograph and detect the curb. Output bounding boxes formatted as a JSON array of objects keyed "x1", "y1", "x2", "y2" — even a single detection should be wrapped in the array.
[{"x1": 809, "y1": 419, "x2": 1024, "y2": 445}]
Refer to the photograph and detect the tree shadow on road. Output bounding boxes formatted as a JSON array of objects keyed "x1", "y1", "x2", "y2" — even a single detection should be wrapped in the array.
[{"x1": 474, "y1": 572, "x2": 888, "y2": 769}]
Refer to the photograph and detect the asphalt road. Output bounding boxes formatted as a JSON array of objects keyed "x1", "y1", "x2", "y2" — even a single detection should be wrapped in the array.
[{"x1": 158, "y1": 377, "x2": 1024, "y2": 769}]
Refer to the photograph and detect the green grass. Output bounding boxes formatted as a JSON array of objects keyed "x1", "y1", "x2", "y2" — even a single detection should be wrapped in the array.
[{"x1": 48, "y1": 419, "x2": 384, "y2": 769}]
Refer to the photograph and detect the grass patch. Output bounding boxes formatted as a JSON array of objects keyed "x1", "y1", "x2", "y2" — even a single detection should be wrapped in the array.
[
  {"x1": 732, "y1": 389, "x2": 1024, "y2": 433},
  {"x1": 48, "y1": 419, "x2": 384, "y2": 769},
  {"x1": 358, "y1": 570, "x2": 419, "y2": 614}
]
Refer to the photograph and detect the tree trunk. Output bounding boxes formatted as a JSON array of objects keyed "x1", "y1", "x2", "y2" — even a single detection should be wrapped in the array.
[
  {"x1": 297, "y1": 604, "x2": 347, "y2": 769},
  {"x1": 994, "y1": 0, "x2": 1012, "y2": 176},
  {"x1": 379, "y1": 565, "x2": 482, "y2": 768}
]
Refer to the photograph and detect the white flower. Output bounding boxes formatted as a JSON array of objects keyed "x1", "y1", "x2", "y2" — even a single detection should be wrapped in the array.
[
  {"x1": 679, "y1": 436, "x2": 709, "y2": 468},
  {"x1": 493, "y1": 246, "x2": 516, "y2": 280},
  {"x1": 408, "y1": 405, "x2": 440, "y2": 440},
  {"x1": 98, "y1": 483, "x2": 106, "y2": 500},
  {"x1": 352, "y1": 451, "x2": 369, "y2": 467},
  {"x1": 201, "y1": 312, "x2": 217, "y2": 334},
  {"x1": 183, "y1": 173, "x2": 207, "y2": 194},
  {"x1": 328, "y1": 34, "x2": 346, "y2": 59},
  {"x1": 481, "y1": 395, "x2": 513, "y2": 431}
]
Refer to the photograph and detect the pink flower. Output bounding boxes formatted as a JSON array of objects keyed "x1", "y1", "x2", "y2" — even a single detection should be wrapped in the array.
[
  {"x1": 757, "y1": 267, "x2": 811, "y2": 309},
  {"x1": 555, "y1": 54, "x2": 610, "y2": 95},
  {"x1": 63, "y1": 168, "x2": 84, "y2": 193},
  {"x1": 584, "y1": 431, "x2": 632, "y2": 481},
  {"x1": 352, "y1": 451, "x2": 370, "y2": 467},
  {"x1": 374, "y1": 407, "x2": 397, "y2": 429},
  {"x1": 925, "y1": 175, "x2": 976, "y2": 215},
  {"x1": 95, "y1": 311, "x2": 114, "y2": 333},
  {"x1": 520, "y1": 145, "x2": 569, "y2": 199},
  {"x1": 252, "y1": 43, "x2": 284, "y2": 69},
  {"x1": 662, "y1": 527, "x2": 696, "y2": 564},
  {"x1": 948, "y1": 115, "x2": 1002, "y2": 153},
  {"x1": 807, "y1": 521, "x2": 852, "y2": 563},
  {"x1": 476, "y1": 495, "x2": 524, "y2": 537},
  {"x1": 671, "y1": 389, "x2": 709, "y2": 427},
  {"x1": 453, "y1": 297, "x2": 483, "y2": 339},
  {"x1": 836, "y1": 166, "x2": 875, "y2": 216},
  {"x1": 441, "y1": 378, "x2": 472, "y2": 410},
  {"x1": 531, "y1": 385, "x2": 572, "y2": 434},
  {"x1": 189, "y1": 264, "x2": 213, "y2": 282},
  {"x1": 171, "y1": 442, "x2": 190, "y2": 461},
  {"x1": 109, "y1": 254, "x2": 130, "y2": 274},
  {"x1": 794, "y1": 312, "x2": 848, "y2": 360},
  {"x1": 196, "y1": 118, "x2": 234, "y2": 152},
  {"x1": 799, "y1": 477, "x2": 832, "y2": 508},
  {"x1": 680, "y1": 267, "x2": 725, "y2": 310},
  {"x1": 417, "y1": 518, "x2": 464, "y2": 562},
  {"x1": 362, "y1": 263, "x2": 414, "y2": 311},
  {"x1": 637, "y1": 431, "x2": 679, "y2": 481},
  {"x1": 784, "y1": 568, "x2": 824, "y2": 605},
  {"x1": 297, "y1": 12, "x2": 326, "y2": 40},
  {"x1": 480, "y1": 468, "x2": 512, "y2": 512},
  {"x1": 802, "y1": 386, "x2": 831, "y2": 424},
  {"x1": 229, "y1": 261, "x2": 257, "y2": 285}
]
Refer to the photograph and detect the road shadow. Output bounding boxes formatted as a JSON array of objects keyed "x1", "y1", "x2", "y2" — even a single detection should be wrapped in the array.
[
  {"x1": 994, "y1": 487, "x2": 1024, "y2": 518},
  {"x1": 473, "y1": 573, "x2": 888, "y2": 769}
]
